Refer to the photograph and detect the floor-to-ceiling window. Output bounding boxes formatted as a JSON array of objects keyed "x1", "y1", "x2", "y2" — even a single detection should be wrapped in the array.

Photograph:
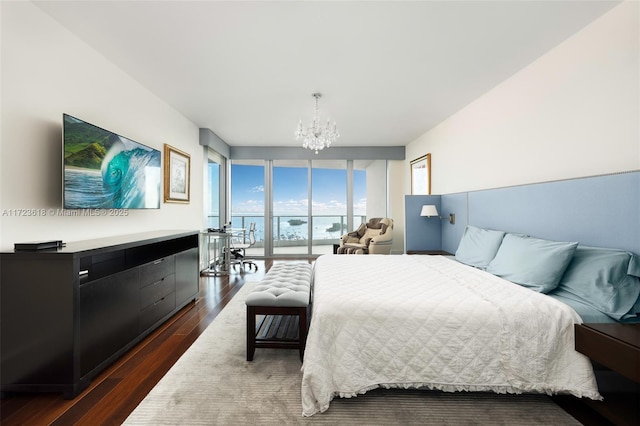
[
  {"x1": 230, "y1": 160, "x2": 265, "y2": 257},
  {"x1": 229, "y1": 158, "x2": 382, "y2": 257},
  {"x1": 311, "y1": 160, "x2": 347, "y2": 255},
  {"x1": 272, "y1": 160, "x2": 309, "y2": 255},
  {"x1": 207, "y1": 160, "x2": 220, "y2": 229},
  {"x1": 353, "y1": 160, "x2": 369, "y2": 227}
]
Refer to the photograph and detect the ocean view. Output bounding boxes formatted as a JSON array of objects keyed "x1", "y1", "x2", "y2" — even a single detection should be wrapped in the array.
[{"x1": 228, "y1": 215, "x2": 365, "y2": 243}]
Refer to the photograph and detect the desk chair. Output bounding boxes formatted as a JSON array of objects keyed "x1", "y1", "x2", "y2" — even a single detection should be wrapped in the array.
[{"x1": 230, "y1": 222, "x2": 258, "y2": 272}]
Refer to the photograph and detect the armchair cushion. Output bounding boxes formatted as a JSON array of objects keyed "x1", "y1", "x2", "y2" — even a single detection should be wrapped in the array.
[
  {"x1": 342, "y1": 223, "x2": 367, "y2": 244},
  {"x1": 339, "y1": 218, "x2": 394, "y2": 254},
  {"x1": 365, "y1": 218, "x2": 391, "y2": 235}
]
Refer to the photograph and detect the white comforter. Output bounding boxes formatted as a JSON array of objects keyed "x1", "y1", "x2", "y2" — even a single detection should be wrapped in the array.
[{"x1": 301, "y1": 255, "x2": 601, "y2": 416}]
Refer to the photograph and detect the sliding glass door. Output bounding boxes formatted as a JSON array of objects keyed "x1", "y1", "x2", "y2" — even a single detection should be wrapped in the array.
[
  {"x1": 230, "y1": 160, "x2": 265, "y2": 257},
  {"x1": 353, "y1": 160, "x2": 371, "y2": 227},
  {"x1": 272, "y1": 160, "x2": 309, "y2": 255},
  {"x1": 206, "y1": 160, "x2": 220, "y2": 229},
  {"x1": 229, "y1": 159, "x2": 375, "y2": 257},
  {"x1": 311, "y1": 160, "x2": 347, "y2": 255}
]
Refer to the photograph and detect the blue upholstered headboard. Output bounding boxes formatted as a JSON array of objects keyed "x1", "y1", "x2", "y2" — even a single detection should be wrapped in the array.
[{"x1": 407, "y1": 171, "x2": 640, "y2": 256}]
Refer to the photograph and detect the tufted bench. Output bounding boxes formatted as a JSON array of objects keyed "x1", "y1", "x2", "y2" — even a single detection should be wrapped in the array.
[{"x1": 246, "y1": 263, "x2": 312, "y2": 361}]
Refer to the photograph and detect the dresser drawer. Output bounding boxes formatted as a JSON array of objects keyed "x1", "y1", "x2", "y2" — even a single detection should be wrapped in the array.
[
  {"x1": 139, "y1": 291, "x2": 176, "y2": 333},
  {"x1": 139, "y1": 256, "x2": 175, "y2": 288},
  {"x1": 140, "y1": 274, "x2": 175, "y2": 310}
]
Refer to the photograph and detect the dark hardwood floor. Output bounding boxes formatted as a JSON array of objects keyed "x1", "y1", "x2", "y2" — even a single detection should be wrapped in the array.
[
  {"x1": 0, "y1": 258, "x2": 613, "y2": 425},
  {"x1": 0, "y1": 259, "x2": 290, "y2": 425}
]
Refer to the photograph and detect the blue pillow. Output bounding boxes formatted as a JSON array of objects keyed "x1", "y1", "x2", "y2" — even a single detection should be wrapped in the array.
[
  {"x1": 622, "y1": 294, "x2": 640, "y2": 320},
  {"x1": 486, "y1": 234, "x2": 578, "y2": 293},
  {"x1": 454, "y1": 225, "x2": 505, "y2": 269},
  {"x1": 551, "y1": 246, "x2": 640, "y2": 320}
]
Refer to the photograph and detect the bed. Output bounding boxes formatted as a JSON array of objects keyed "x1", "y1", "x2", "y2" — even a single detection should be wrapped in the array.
[{"x1": 300, "y1": 227, "x2": 640, "y2": 416}]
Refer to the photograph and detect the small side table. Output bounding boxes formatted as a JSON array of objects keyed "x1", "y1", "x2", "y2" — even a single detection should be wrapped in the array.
[
  {"x1": 574, "y1": 323, "x2": 640, "y2": 426},
  {"x1": 575, "y1": 323, "x2": 640, "y2": 382},
  {"x1": 201, "y1": 231, "x2": 232, "y2": 276}
]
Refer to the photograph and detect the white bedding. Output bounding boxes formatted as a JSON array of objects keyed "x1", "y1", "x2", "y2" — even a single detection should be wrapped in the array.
[{"x1": 301, "y1": 255, "x2": 601, "y2": 416}]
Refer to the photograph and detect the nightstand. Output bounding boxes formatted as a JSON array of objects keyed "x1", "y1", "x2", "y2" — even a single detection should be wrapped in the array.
[
  {"x1": 574, "y1": 323, "x2": 640, "y2": 426},
  {"x1": 575, "y1": 324, "x2": 640, "y2": 382}
]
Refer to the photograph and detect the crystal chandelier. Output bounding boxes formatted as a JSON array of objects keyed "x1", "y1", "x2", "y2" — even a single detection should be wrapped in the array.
[{"x1": 295, "y1": 93, "x2": 339, "y2": 154}]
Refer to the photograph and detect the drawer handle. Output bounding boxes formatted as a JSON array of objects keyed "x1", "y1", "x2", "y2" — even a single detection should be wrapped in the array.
[
  {"x1": 151, "y1": 277, "x2": 165, "y2": 286},
  {"x1": 153, "y1": 258, "x2": 164, "y2": 265},
  {"x1": 79, "y1": 270, "x2": 89, "y2": 276},
  {"x1": 154, "y1": 297, "x2": 165, "y2": 306}
]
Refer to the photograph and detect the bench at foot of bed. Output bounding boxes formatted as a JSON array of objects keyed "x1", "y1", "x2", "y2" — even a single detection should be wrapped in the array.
[{"x1": 245, "y1": 263, "x2": 312, "y2": 362}]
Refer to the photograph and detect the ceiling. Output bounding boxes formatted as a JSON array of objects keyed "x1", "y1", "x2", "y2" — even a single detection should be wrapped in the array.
[{"x1": 34, "y1": 1, "x2": 619, "y2": 148}]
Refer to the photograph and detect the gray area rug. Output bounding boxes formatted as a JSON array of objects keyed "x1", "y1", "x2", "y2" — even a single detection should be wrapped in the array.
[{"x1": 124, "y1": 281, "x2": 582, "y2": 425}]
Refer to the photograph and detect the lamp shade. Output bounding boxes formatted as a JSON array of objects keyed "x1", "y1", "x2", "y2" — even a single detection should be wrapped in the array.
[{"x1": 420, "y1": 205, "x2": 439, "y2": 217}]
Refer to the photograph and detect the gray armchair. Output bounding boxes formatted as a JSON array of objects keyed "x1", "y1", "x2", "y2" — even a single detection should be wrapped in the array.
[{"x1": 337, "y1": 217, "x2": 394, "y2": 254}]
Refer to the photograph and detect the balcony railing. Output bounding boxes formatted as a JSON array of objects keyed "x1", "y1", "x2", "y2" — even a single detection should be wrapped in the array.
[{"x1": 207, "y1": 214, "x2": 366, "y2": 249}]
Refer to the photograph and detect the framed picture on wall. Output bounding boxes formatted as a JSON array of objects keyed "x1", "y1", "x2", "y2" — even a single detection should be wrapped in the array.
[
  {"x1": 410, "y1": 153, "x2": 431, "y2": 195},
  {"x1": 164, "y1": 144, "x2": 190, "y2": 203}
]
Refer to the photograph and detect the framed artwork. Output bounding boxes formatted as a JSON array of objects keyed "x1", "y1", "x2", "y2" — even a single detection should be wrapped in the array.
[
  {"x1": 410, "y1": 153, "x2": 431, "y2": 195},
  {"x1": 164, "y1": 144, "x2": 190, "y2": 203}
]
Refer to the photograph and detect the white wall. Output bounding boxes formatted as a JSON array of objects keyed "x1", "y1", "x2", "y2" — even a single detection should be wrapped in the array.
[
  {"x1": 365, "y1": 160, "x2": 387, "y2": 218},
  {"x1": 387, "y1": 160, "x2": 405, "y2": 254},
  {"x1": 406, "y1": 1, "x2": 639, "y2": 195},
  {"x1": 0, "y1": 2, "x2": 205, "y2": 250},
  {"x1": 363, "y1": 159, "x2": 404, "y2": 253}
]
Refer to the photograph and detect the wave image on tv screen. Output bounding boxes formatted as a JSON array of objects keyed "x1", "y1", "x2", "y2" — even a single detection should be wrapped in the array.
[{"x1": 63, "y1": 114, "x2": 161, "y2": 209}]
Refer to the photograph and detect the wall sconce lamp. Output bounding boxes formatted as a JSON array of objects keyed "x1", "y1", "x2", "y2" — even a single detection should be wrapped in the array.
[{"x1": 420, "y1": 205, "x2": 455, "y2": 224}]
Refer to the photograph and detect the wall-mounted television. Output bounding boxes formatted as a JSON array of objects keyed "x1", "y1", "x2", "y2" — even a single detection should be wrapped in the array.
[{"x1": 63, "y1": 114, "x2": 161, "y2": 209}]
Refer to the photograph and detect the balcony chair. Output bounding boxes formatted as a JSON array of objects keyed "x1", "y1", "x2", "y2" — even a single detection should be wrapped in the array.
[
  {"x1": 230, "y1": 222, "x2": 258, "y2": 271},
  {"x1": 337, "y1": 217, "x2": 393, "y2": 255}
]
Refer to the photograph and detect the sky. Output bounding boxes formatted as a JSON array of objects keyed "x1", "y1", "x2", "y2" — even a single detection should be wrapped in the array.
[{"x1": 229, "y1": 164, "x2": 366, "y2": 217}]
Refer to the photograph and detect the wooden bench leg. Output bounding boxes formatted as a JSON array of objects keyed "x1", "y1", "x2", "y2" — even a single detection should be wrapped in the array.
[
  {"x1": 246, "y1": 306, "x2": 310, "y2": 362},
  {"x1": 247, "y1": 306, "x2": 256, "y2": 361},
  {"x1": 299, "y1": 306, "x2": 308, "y2": 362}
]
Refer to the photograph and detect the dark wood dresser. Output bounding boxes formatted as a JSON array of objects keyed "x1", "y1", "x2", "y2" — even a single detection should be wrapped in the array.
[{"x1": 1, "y1": 230, "x2": 199, "y2": 398}]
